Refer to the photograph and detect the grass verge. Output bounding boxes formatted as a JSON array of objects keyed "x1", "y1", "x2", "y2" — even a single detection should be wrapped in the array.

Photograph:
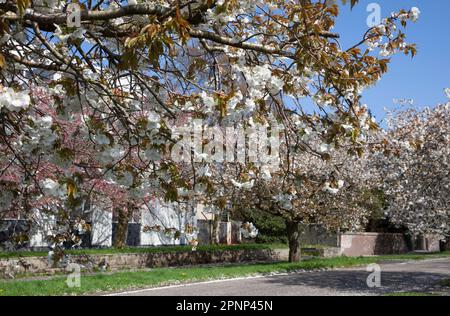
[{"x1": 1, "y1": 251, "x2": 449, "y2": 296}]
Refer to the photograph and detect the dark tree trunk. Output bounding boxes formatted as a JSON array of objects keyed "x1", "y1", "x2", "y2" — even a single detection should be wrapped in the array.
[
  {"x1": 114, "y1": 207, "x2": 129, "y2": 249},
  {"x1": 286, "y1": 220, "x2": 302, "y2": 262}
]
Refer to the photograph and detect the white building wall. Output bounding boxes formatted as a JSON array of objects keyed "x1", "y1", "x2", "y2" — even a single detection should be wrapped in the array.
[
  {"x1": 140, "y1": 199, "x2": 196, "y2": 246},
  {"x1": 29, "y1": 209, "x2": 56, "y2": 248},
  {"x1": 91, "y1": 207, "x2": 113, "y2": 247}
]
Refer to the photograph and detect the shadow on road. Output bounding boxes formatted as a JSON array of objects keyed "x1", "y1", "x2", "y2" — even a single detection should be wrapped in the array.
[{"x1": 262, "y1": 269, "x2": 449, "y2": 295}]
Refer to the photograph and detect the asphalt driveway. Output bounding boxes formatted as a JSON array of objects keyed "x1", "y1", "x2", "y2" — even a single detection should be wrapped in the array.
[{"x1": 107, "y1": 257, "x2": 450, "y2": 296}]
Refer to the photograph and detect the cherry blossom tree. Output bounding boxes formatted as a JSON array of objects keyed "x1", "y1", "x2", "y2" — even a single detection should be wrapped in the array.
[
  {"x1": 213, "y1": 111, "x2": 381, "y2": 261},
  {"x1": 0, "y1": 0, "x2": 421, "y2": 253},
  {"x1": 373, "y1": 102, "x2": 450, "y2": 240},
  {"x1": 0, "y1": 87, "x2": 152, "y2": 253}
]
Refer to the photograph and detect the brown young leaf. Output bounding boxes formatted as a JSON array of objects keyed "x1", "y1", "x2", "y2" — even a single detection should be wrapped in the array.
[
  {"x1": 0, "y1": 53, "x2": 5, "y2": 70},
  {"x1": 17, "y1": 0, "x2": 31, "y2": 15}
]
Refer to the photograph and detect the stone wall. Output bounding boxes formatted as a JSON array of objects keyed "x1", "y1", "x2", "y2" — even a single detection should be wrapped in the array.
[
  {"x1": 0, "y1": 247, "x2": 288, "y2": 277},
  {"x1": 296, "y1": 226, "x2": 444, "y2": 256},
  {"x1": 339, "y1": 233, "x2": 445, "y2": 256},
  {"x1": 340, "y1": 232, "x2": 409, "y2": 256},
  {"x1": 418, "y1": 234, "x2": 441, "y2": 252},
  {"x1": 302, "y1": 247, "x2": 343, "y2": 258},
  {"x1": 401, "y1": 234, "x2": 444, "y2": 252}
]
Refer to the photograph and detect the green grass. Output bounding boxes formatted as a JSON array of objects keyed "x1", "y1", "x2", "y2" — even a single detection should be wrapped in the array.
[
  {"x1": 1, "y1": 252, "x2": 449, "y2": 296},
  {"x1": 0, "y1": 243, "x2": 287, "y2": 259}
]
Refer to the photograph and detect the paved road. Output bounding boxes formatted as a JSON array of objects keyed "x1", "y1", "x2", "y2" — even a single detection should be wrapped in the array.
[{"x1": 108, "y1": 258, "x2": 450, "y2": 296}]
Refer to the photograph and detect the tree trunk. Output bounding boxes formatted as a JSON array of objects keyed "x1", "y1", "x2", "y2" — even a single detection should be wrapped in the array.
[
  {"x1": 286, "y1": 220, "x2": 302, "y2": 262},
  {"x1": 114, "y1": 207, "x2": 129, "y2": 249}
]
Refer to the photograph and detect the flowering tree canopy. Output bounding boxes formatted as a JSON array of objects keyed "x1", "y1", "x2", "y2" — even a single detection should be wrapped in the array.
[
  {"x1": 0, "y1": 0, "x2": 422, "y2": 254},
  {"x1": 374, "y1": 103, "x2": 450, "y2": 239},
  {"x1": 216, "y1": 115, "x2": 381, "y2": 261}
]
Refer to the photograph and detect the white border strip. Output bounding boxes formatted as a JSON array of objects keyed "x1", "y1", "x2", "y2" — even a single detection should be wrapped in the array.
[{"x1": 104, "y1": 273, "x2": 289, "y2": 296}]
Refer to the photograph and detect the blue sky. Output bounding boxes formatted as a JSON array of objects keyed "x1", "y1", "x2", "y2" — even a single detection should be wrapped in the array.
[{"x1": 333, "y1": 0, "x2": 450, "y2": 123}]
